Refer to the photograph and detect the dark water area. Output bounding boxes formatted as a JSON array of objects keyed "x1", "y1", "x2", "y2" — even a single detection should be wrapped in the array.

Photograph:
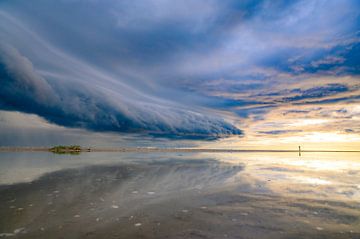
[{"x1": 0, "y1": 152, "x2": 359, "y2": 238}]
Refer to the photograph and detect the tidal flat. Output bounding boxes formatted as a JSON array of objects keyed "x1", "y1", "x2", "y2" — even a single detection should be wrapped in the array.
[{"x1": 0, "y1": 152, "x2": 359, "y2": 239}]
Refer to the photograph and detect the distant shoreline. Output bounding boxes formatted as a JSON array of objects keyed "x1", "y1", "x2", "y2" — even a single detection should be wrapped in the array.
[{"x1": 0, "y1": 147, "x2": 359, "y2": 153}]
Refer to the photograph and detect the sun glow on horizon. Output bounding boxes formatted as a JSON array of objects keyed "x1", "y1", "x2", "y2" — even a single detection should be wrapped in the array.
[{"x1": 204, "y1": 131, "x2": 360, "y2": 151}]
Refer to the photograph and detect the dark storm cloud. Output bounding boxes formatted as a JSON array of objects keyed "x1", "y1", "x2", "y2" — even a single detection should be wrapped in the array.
[
  {"x1": 0, "y1": 46, "x2": 241, "y2": 136},
  {"x1": 0, "y1": 5, "x2": 242, "y2": 137},
  {"x1": 0, "y1": 0, "x2": 359, "y2": 139}
]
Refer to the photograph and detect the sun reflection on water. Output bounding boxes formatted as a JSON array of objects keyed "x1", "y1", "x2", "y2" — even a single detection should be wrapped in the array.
[{"x1": 203, "y1": 152, "x2": 360, "y2": 201}]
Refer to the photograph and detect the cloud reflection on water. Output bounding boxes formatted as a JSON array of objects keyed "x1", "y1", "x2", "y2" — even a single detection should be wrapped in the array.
[{"x1": 0, "y1": 152, "x2": 359, "y2": 238}]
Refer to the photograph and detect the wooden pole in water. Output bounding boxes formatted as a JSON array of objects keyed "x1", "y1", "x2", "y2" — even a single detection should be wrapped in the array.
[{"x1": 298, "y1": 146, "x2": 301, "y2": 156}]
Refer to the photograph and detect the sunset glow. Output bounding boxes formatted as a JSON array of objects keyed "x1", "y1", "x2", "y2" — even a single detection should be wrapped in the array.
[
  {"x1": 0, "y1": 1, "x2": 359, "y2": 149},
  {"x1": 1, "y1": 2, "x2": 360, "y2": 238}
]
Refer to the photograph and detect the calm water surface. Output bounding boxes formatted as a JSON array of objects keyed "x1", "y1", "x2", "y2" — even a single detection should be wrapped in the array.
[{"x1": 0, "y1": 152, "x2": 359, "y2": 238}]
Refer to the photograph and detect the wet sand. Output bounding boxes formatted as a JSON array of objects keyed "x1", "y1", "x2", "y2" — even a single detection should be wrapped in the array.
[{"x1": 0, "y1": 153, "x2": 359, "y2": 238}]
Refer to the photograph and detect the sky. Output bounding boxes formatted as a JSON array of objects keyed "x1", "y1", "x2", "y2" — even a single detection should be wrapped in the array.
[{"x1": 0, "y1": 0, "x2": 359, "y2": 149}]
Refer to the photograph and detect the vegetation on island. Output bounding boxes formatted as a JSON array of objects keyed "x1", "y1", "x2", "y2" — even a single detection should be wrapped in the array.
[{"x1": 49, "y1": 145, "x2": 82, "y2": 154}]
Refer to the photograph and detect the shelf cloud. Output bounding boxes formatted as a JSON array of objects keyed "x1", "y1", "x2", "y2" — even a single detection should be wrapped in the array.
[{"x1": 0, "y1": 0, "x2": 359, "y2": 140}]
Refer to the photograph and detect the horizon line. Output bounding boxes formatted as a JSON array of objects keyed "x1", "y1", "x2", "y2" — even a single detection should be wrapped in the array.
[{"x1": 0, "y1": 147, "x2": 359, "y2": 153}]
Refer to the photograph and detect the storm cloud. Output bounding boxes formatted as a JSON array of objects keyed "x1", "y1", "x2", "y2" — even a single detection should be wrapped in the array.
[
  {"x1": 0, "y1": 7, "x2": 241, "y2": 137},
  {"x1": 0, "y1": 0, "x2": 359, "y2": 140}
]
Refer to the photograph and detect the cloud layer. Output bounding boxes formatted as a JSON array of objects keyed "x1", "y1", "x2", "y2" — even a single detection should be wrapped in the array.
[
  {"x1": 0, "y1": 7, "x2": 241, "y2": 137},
  {"x1": 0, "y1": 0, "x2": 359, "y2": 141}
]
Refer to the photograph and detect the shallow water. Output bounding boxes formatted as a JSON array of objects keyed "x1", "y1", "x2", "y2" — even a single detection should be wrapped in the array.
[{"x1": 0, "y1": 152, "x2": 359, "y2": 238}]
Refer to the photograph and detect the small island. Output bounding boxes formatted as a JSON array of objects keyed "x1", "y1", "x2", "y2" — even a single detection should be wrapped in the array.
[{"x1": 49, "y1": 145, "x2": 82, "y2": 154}]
